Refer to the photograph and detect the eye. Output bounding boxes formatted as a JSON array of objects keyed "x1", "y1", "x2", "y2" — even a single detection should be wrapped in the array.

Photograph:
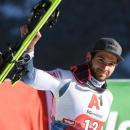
[
  {"x1": 107, "y1": 62, "x2": 117, "y2": 66},
  {"x1": 95, "y1": 57, "x2": 105, "y2": 63},
  {"x1": 108, "y1": 63, "x2": 114, "y2": 66},
  {"x1": 98, "y1": 58, "x2": 104, "y2": 63}
]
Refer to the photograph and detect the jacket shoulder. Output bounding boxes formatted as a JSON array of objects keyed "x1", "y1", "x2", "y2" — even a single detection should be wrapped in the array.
[{"x1": 47, "y1": 68, "x2": 73, "y2": 80}]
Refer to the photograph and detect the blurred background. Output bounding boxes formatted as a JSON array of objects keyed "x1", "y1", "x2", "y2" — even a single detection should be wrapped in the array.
[{"x1": 0, "y1": 0, "x2": 130, "y2": 79}]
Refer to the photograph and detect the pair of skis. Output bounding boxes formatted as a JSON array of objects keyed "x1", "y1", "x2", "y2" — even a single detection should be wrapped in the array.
[{"x1": 0, "y1": 0, "x2": 62, "y2": 83}]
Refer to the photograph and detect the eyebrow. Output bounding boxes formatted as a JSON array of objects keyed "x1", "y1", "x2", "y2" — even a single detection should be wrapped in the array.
[{"x1": 96, "y1": 56, "x2": 117, "y2": 63}]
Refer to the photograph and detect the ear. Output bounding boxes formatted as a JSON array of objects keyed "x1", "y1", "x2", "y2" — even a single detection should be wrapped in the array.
[{"x1": 85, "y1": 52, "x2": 92, "y2": 62}]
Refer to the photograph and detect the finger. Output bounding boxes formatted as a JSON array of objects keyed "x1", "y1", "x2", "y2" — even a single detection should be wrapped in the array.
[
  {"x1": 36, "y1": 32, "x2": 42, "y2": 39},
  {"x1": 34, "y1": 32, "x2": 42, "y2": 42}
]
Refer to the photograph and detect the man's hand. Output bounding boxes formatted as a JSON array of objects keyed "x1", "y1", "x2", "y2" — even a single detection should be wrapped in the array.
[{"x1": 20, "y1": 25, "x2": 42, "y2": 52}]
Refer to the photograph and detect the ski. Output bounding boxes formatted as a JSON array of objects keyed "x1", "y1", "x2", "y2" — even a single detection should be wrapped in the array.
[{"x1": 0, "y1": 0, "x2": 62, "y2": 83}]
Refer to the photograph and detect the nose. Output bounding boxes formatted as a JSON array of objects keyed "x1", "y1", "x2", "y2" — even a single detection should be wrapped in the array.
[{"x1": 100, "y1": 63, "x2": 109, "y2": 71}]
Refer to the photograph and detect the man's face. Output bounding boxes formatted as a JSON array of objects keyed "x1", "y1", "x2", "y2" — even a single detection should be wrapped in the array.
[{"x1": 90, "y1": 51, "x2": 118, "y2": 81}]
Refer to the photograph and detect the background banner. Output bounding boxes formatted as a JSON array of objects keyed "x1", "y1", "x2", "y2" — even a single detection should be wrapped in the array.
[{"x1": 104, "y1": 79, "x2": 130, "y2": 130}]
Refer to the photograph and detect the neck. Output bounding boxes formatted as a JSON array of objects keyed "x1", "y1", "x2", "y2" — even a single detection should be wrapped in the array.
[{"x1": 89, "y1": 76, "x2": 105, "y2": 88}]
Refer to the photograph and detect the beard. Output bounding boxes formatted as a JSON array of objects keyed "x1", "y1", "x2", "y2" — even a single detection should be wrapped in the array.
[{"x1": 88, "y1": 62, "x2": 109, "y2": 81}]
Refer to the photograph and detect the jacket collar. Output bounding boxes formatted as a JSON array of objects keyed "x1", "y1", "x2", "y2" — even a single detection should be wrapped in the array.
[{"x1": 70, "y1": 63, "x2": 107, "y2": 93}]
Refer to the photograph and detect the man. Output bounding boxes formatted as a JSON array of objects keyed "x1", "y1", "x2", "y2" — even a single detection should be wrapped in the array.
[{"x1": 21, "y1": 26, "x2": 123, "y2": 130}]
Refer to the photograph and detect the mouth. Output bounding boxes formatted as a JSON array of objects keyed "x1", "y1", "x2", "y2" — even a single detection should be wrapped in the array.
[{"x1": 96, "y1": 69, "x2": 108, "y2": 77}]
